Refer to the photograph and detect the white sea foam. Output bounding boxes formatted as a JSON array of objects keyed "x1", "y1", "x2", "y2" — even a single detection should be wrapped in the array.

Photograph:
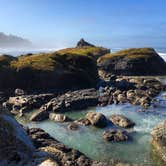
[{"x1": 158, "y1": 52, "x2": 166, "y2": 62}]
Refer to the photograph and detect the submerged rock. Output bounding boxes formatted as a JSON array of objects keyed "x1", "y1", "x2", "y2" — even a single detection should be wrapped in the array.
[
  {"x1": 86, "y1": 112, "x2": 107, "y2": 128},
  {"x1": 110, "y1": 114, "x2": 135, "y2": 128},
  {"x1": 102, "y1": 129, "x2": 129, "y2": 142},
  {"x1": 151, "y1": 119, "x2": 166, "y2": 163},
  {"x1": 67, "y1": 122, "x2": 79, "y2": 130}
]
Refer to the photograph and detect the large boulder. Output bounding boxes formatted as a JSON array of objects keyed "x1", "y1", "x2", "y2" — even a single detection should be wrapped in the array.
[
  {"x1": 11, "y1": 51, "x2": 99, "y2": 90},
  {"x1": 86, "y1": 112, "x2": 107, "y2": 128},
  {"x1": 151, "y1": 119, "x2": 166, "y2": 163},
  {"x1": 0, "y1": 112, "x2": 34, "y2": 165},
  {"x1": 110, "y1": 114, "x2": 135, "y2": 128},
  {"x1": 0, "y1": 44, "x2": 104, "y2": 90},
  {"x1": 98, "y1": 48, "x2": 166, "y2": 76}
]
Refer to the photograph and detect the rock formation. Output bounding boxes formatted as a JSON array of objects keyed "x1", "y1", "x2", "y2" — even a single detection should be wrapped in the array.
[
  {"x1": 98, "y1": 48, "x2": 166, "y2": 76},
  {"x1": 151, "y1": 119, "x2": 166, "y2": 163},
  {"x1": 0, "y1": 112, "x2": 34, "y2": 165}
]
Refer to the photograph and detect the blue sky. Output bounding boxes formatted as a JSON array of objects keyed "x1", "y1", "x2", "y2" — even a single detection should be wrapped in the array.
[{"x1": 0, "y1": 0, "x2": 166, "y2": 49}]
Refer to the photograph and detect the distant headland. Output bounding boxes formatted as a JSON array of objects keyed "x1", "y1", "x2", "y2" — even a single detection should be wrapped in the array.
[{"x1": 0, "y1": 32, "x2": 32, "y2": 48}]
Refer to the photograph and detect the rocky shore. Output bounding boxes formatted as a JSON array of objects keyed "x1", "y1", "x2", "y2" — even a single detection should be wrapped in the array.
[
  {"x1": 1, "y1": 40, "x2": 166, "y2": 165},
  {"x1": 3, "y1": 75, "x2": 164, "y2": 122},
  {"x1": 0, "y1": 111, "x2": 142, "y2": 166}
]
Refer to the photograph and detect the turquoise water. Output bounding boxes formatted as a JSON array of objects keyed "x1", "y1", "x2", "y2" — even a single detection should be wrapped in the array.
[
  {"x1": 23, "y1": 102, "x2": 166, "y2": 165},
  {"x1": 17, "y1": 77, "x2": 166, "y2": 165}
]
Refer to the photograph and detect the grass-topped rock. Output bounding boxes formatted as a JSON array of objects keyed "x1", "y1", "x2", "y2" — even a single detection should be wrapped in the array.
[
  {"x1": 0, "y1": 47, "x2": 100, "y2": 90},
  {"x1": 11, "y1": 52, "x2": 99, "y2": 90},
  {"x1": 98, "y1": 48, "x2": 166, "y2": 76},
  {"x1": 57, "y1": 39, "x2": 110, "y2": 60}
]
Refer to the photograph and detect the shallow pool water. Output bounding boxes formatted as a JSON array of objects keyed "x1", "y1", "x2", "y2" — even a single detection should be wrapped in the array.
[
  {"x1": 17, "y1": 102, "x2": 165, "y2": 165},
  {"x1": 17, "y1": 77, "x2": 166, "y2": 165}
]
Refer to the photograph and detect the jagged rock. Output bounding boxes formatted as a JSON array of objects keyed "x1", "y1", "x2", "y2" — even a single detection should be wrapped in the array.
[
  {"x1": 110, "y1": 115, "x2": 135, "y2": 128},
  {"x1": 31, "y1": 89, "x2": 98, "y2": 121},
  {"x1": 102, "y1": 129, "x2": 129, "y2": 142},
  {"x1": 8, "y1": 93, "x2": 54, "y2": 109},
  {"x1": 76, "y1": 38, "x2": 95, "y2": 48},
  {"x1": 98, "y1": 77, "x2": 163, "y2": 108},
  {"x1": 86, "y1": 112, "x2": 107, "y2": 128}
]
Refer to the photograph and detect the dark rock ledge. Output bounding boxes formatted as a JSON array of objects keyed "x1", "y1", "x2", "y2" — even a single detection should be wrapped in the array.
[
  {"x1": 27, "y1": 128, "x2": 108, "y2": 166},
  {"x1": 27, "y1": 127, "x2": 142, "y2": 166},
  {"x1": 30, "y1": 88, "x2": 98, "y2": 121},
  {"x1": 2, "y1": 76, "x2": 165, "y2": 122}
]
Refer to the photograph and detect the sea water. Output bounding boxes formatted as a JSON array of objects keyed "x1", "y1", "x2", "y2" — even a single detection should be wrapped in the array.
[{"x1": 17, "y1": 90, "x2": 166, "y2": 165}]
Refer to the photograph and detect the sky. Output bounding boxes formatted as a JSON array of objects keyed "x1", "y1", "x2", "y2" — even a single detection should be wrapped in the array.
[{"x1": 0, "y1": 0, "x2": 166, "y2": 49}]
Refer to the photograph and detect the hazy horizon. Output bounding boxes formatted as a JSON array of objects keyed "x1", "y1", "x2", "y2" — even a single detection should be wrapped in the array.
[{"x1": 0, "y1": 0, "x2": 166, "y2": 49}]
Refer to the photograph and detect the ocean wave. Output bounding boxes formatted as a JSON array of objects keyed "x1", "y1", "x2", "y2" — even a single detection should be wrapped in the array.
[{"x1": 158, "y1": 52, "x2": 166, "y2": 62}]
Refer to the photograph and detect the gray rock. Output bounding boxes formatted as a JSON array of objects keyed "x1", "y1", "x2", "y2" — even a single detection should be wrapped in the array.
[
  {"x1": 110, "y1": 114, "x2": 135, "y2": 128},
  {"x1": 49, "y1": 113, "x2": 70, "y2": 122},
  {"x1": 86, "y1": 112, "x2": 107, "y2": 128},
  {"x1": 40, "y1": 89, "x2": 98, "y2": 113},
  {"x1": 0, "y1": 113, "x2": 34, "y2": 165},
  {"x1": 74, "y1": 118, "x2": 91, "y2": 126}
]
